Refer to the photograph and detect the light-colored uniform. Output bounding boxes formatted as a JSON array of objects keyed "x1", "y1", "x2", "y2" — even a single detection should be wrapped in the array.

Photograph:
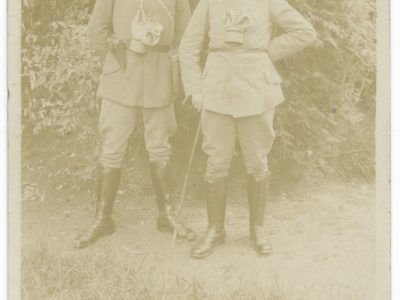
[
  {"x1": 179, "y1": 0, "x2": 317, "y2": 181},
  {"x1": 88, "y1": 0, "x2": 192, "y2": 167}
]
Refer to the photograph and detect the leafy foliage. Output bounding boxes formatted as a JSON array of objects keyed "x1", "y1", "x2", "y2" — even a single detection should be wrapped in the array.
[
  {"x1": 269, "y1": 0, "x2": 376, "y2": 182},
  {"x1": 21, "y1": 0, "x2": 376, "y2": 183},
  {"x1": 22, "y1": 0, "x2": 100, "y2": 135}
]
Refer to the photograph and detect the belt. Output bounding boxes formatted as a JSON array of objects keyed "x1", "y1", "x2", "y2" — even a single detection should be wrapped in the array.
[
  {"x1": 208, "y1": 47, "x2": 268, "y2": 53},
  {"x1": 146, "y1": 45, "x2": 171, "y2": 52},
  {"x1": 126, "y1": 45, "x2": 171, "y2": 53}
]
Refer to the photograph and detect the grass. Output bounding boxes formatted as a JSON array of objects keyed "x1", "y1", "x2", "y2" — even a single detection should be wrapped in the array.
[
  {"x1": 22, "y1": 247, "x2": 204, "y2": 300},
  {"x1": 21, "y1": 245, "x2": 371, "y2": 300},
  {"x1": 22, "y1": 246, "x2": 304, "y2": 300}
]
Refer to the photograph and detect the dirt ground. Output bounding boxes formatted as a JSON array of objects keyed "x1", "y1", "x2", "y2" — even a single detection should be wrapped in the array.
[{"x1": 21, "y1": 131, "x2": 376, "y2": 299}]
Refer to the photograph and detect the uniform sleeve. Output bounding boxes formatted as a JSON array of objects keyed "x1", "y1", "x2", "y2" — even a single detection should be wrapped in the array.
[
  {"x1": 179, "y1": 0, "x2": 209, "y2": 96},
  {"x1": 87, "y1": 0, "x2": 114, "y2": 52},
  {"x1": 267, "y1": 0, "x2": 317, "y2": 62},
  {"x1": 174, "y1": 0, "x2": 192, "y2": 46}
]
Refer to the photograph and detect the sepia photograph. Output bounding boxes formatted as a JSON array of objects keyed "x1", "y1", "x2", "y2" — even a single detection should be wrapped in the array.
[{"x1": 7, "y1": 0, "x2": 391, "y2": 298}]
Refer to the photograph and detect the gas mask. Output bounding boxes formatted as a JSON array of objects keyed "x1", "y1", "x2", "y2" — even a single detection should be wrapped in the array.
[
  {"x1": 224, "y1": 8, "x2": 252, "y2": 45},
  {"x1": 129, "y1": 2, "x2": 164, "y2": 53}
]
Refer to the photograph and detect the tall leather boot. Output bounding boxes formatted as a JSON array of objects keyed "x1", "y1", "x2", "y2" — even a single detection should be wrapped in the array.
[
  {"x1": 247, "y1": 176, "x2": 272, "y2": 256},
  {"x1": 150, "y1": 161, "x2": 195, "y2": 241},
  {"x1": 74, "y1": 167, "x2": 121, "y2": 249},
  {"x1": 191, "y1": 178, "x2": 227, "y2": 259}
]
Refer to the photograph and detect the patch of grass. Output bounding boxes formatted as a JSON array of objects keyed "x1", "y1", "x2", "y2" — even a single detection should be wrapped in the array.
[
  {"x1": 22, "y1": 245, "x2": 370, "y2": 300},
  {"x1": 22, "y1": 247, "x2": 205, "y2": 300},
  {"x1": 22, "y1": 246, "x2": 303, "y2": 300}
]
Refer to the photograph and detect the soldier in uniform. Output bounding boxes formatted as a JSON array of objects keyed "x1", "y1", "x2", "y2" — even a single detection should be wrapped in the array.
[
  {"x1": 75, "y1": 0, "x2": 195, "y2": 249},
  {"x1": 179, "y1": 0, "x2": 316, "y2": 258}
]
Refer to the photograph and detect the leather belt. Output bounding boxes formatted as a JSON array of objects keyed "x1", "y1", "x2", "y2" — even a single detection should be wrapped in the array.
[
  {"x1": 208, "y1": 47, "x2": 268, "y2": 53},
  {"x1": 146, "y1": 45, "x2": 171, "y2": 52},
  {"x1": 127, "y1": 45, "x2": 171, "y2": 53}
]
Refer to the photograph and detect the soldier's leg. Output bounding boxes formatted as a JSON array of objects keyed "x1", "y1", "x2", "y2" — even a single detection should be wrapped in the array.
[
  {"x1": 75, "y1": 100, "x2": 137, "y2": 249},
  {"x1": 191, "y1": 110, "x2": 235, "y2": 259},
  {"x1": 236, "y1": 109, "x2": 275, "y2": 256},
  {"x1": 142, "y1": 103, "x2": 195, "y2": 241}
]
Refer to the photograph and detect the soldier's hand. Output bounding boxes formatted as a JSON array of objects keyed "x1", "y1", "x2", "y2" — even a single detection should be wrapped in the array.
[{"x1": 191, "y1": 93, "x2": 203, "y2": 112}]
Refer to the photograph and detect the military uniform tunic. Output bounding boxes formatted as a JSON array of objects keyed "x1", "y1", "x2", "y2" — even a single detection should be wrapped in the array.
[
  {"x1": 179, "y1": 0, "x2": 316, "y2": 180},
  {"x1": 88, "y1": 0, "x2": 192, "y2": 108},
  {"x1": 88, "y1": 0, "x2": 192, "y2": 168},
  {"x1": 180, "y1": 0, "x2": 317, "y2": 118}
]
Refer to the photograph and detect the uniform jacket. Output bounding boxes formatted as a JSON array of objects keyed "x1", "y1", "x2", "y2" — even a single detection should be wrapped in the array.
[
  {"x1": 179, "y1": 0, "x2": 317, "y2": 117},
  {"x1": 88, "y1": 0, "x2": 192, "y2": 108}
]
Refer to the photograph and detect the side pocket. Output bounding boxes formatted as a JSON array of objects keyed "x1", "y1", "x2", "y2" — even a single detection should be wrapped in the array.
[
  {"x1": 264, "y1": 52, "x2": 282, "y2": 83},
  {"x1": 263, "y1": 71, "x2": 284, "y2": 104},
  {"x1": 263, "y1": 70, "x2": 282, "y2": 84},
  {"x1": 102, "y1": 52, "x2": 121, "y2": 76}
]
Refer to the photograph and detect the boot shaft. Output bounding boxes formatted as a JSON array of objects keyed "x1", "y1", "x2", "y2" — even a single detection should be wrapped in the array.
[
  {"x1": 150, "y1": 161, "x2": 174, "y2": 214},
  {"x1": 206, "y1": 178, "x2": 228, "y2": 232},
  {"x1": 150, "y1": 161, "x2": 196, "y2": 240},
  {"x1": 97, "y1": 167, "x2": 122, "y2": 220},
  {"x1": 191, "y1": 178, "x2": 227, "y2": 259},
  {"x1": 247, "y1": 176, "x2": 268, "y2": 229}
]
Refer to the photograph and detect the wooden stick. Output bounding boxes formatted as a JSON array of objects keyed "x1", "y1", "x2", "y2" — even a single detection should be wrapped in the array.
[{"x1": 172, "y1": 116, "x2": 202, "y2": 246}]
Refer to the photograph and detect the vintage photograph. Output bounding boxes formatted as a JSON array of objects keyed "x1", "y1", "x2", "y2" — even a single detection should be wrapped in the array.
[{"x1": 14, "y1": 0, "x2": 389, "y2": 299}]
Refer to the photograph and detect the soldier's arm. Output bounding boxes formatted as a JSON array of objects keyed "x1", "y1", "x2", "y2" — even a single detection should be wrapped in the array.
[
  {"x1": 171, "y1": 0, "x2": 192, "y2": 64},
  {"x1": 179, "y1": 0, "x2": 209, "y2": 96},
  {"x1": 87, "y1": 0, "x2": 114, "y2": 54},
  {"x1": 267, "y1": 0, "x2": 317, "y2": 62},
  {"x1": 174, "y1": 0, "x2": 192, "y2": 46}
]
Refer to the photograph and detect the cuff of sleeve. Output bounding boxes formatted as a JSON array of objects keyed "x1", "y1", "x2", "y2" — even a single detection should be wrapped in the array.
[{"x1": 184, "y1": 84, "x2": 202, "y2": 97}]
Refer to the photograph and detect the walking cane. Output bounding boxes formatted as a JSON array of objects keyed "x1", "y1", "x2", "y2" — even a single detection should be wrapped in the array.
[{"x1": 172, "y1": 113, "x2": 202, "y2": 246}]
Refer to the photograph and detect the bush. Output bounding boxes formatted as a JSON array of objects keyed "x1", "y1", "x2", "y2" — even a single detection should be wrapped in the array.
[
  {"x1": 21, "y1": 0, "x2": 376, "y2": 182},
  {"x1": 268, "y1": 0, "x2": 376, "y2": 183},
  {"x1": 22, "y1": 0, "x2": 101, "y2": 135}
]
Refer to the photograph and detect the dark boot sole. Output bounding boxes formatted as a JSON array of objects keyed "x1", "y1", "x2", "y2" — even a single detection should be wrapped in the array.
[
  {"x1": 74, "y1": 226, "x2": 114, "y2": 249},
  {"x1": 157, "y1": 221, "x2": 173, "y2": 233},
  {"x1": 191, "y1": 236, "x2": 225, "y2": 259},
  {"x1": 251, "y1": 240, "x2": 273, "y2": 256},
  {"x1": 157, "y1": 221, "x2": 196, "y2": 241}
]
